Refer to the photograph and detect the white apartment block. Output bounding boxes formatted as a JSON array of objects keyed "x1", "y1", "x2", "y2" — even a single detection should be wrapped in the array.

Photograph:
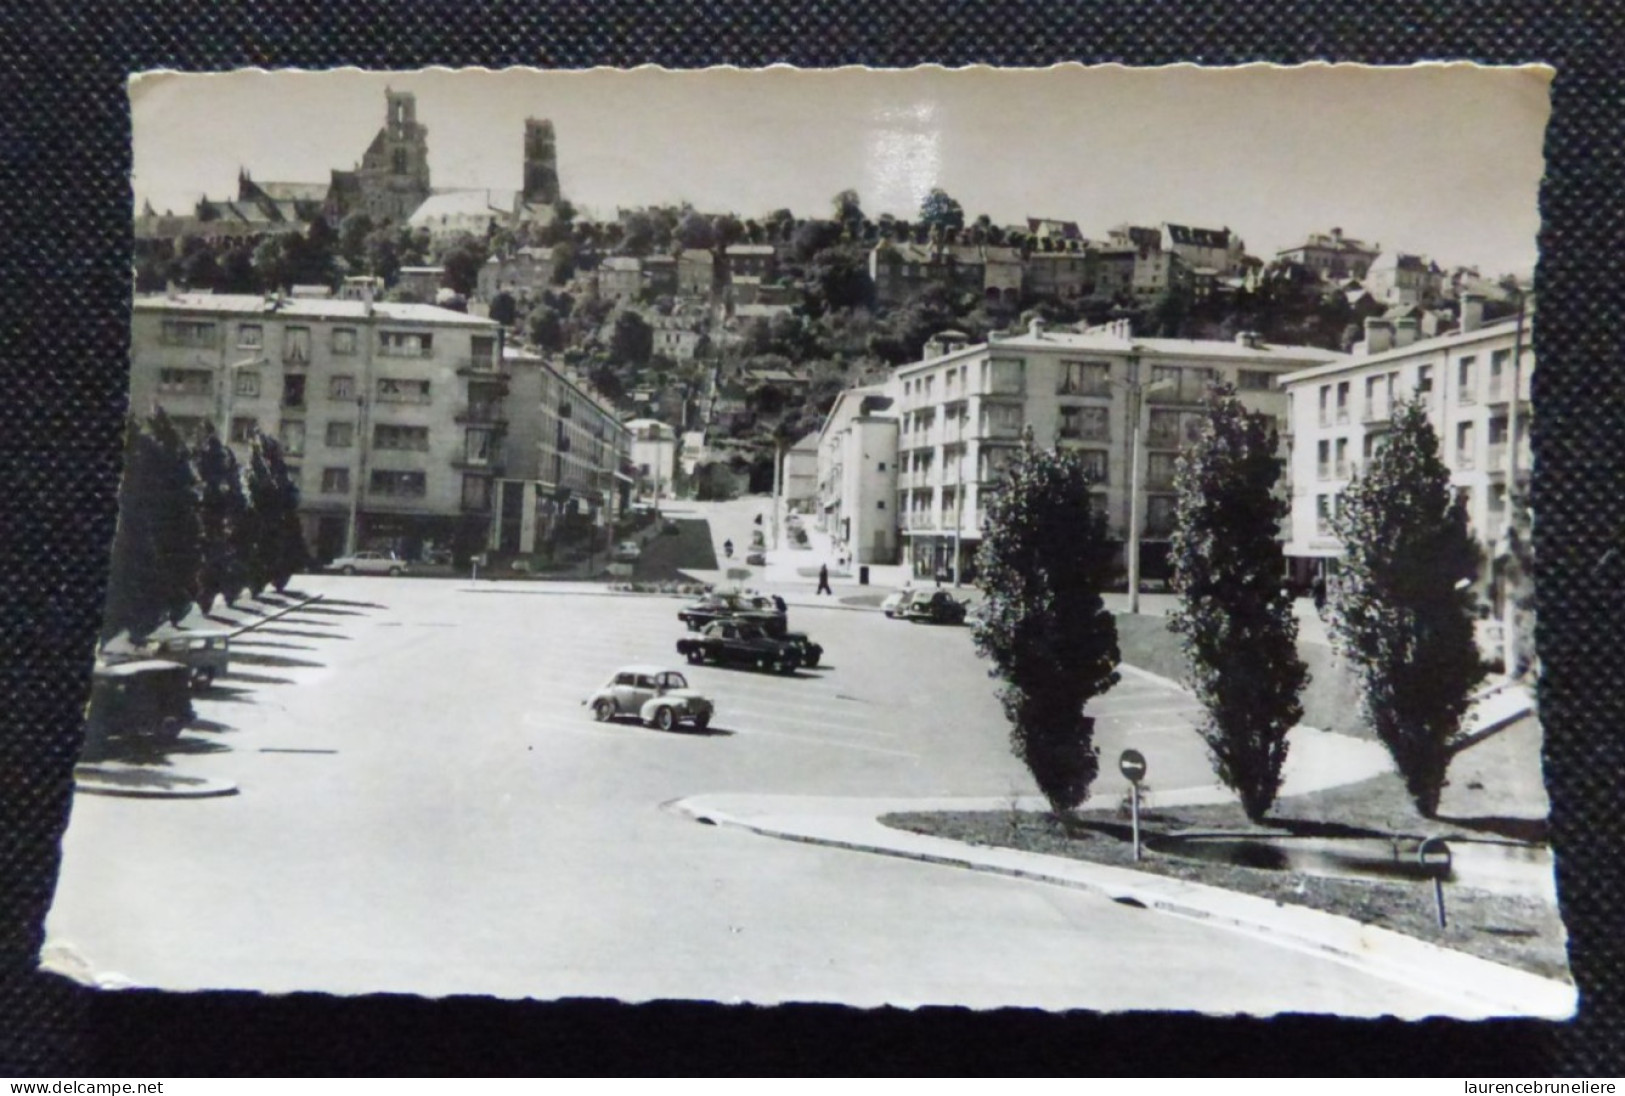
[
  {"x1": 815, "y1": 319, "x2": 1343, "y2": 580},
  {"x1": 815, "y1": 385, "x2": 900, "y2": 565},
  {"x1": 1278, "y1": 297, "x2": 1533, "y2": 594}
]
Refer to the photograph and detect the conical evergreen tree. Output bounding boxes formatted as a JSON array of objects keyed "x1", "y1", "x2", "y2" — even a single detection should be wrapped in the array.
[
  {"x1": 1168, "y1": 382, "x2": 1308, "y2": 821},
  {"x1": 972, "y1": 441, "x2": 1120, "y2": 814},
  {"x1": 102, "y1": 412, "x2": 201, "y2": 640},
  {"x1": 247, "y1": 432, "x2": 309, "y2": 593},
  {"x1": 194, "y1": 427, "x2": 249, "y2": 612},
  {"x1": 1326, "y1": 399, "x2": 1486, "y2": 817}
]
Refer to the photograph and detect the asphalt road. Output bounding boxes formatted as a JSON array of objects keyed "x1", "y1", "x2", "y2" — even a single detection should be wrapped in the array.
[{"x1": 47, "y1": 577, "x2": 1456, "y2": 1014}]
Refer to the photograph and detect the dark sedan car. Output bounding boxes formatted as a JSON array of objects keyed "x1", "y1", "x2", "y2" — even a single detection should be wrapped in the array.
[
  {"x1": 677, "y1": 592, "x2": 786, "y2": 632},
  {"x1": 903, "y1": 590, "x2": 969, "y2": 625},
  {"x1": 676, "y1": 619, "x2": 801, "y2": 674}
]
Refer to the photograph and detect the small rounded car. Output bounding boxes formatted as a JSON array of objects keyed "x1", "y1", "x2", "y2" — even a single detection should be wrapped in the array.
[
  {"x1": 584, "y1": 665, "x2": 714, "y2": 731},
  {"x1": 903, "y1": 589, "x2": 969, "y2": 625}
]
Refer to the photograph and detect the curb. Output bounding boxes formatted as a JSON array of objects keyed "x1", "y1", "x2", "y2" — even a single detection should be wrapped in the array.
[{"x1": 671, "y1": 793, "x2": 1576, "y2": 1020}]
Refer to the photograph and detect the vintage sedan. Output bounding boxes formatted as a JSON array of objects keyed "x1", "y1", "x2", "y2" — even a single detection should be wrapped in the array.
[
  {"x1": 676, "y1": 619, "x2": 801, "y2": 674},
  {"x1": 327, "y1": 550, "x2": 408, "y2": 576},
  {"x1": 677, "y1": 592, "x2": 786, "y2": 632},
  {"x1": 584, "y1": 666, "x2": 714, "y2": 731},
  {"x1": 736, "y1": 610, "x2": 823, "y2": 668},
  {"x1": 902, "y1": 589, "x2": 969, "y2": 625}
]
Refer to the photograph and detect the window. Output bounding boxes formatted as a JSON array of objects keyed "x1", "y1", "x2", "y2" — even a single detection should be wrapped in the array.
[
  {"x1": 157, "y1": 368, "x2": 212, "y2": 396},
  {"x1": 464, "y1": 427, "x2": 494, "y2": 465},
  {"x1": 330, "y1": 375, "x2": 355, "y2": 401},
  {"x1": 1456, "y1": 421, "x2": 1476, "y2": 469},
  {"x1": 332, "y1": 328, "x2": 357, "y2": 355},
  {"x1": 234, "y1": 370, "x2": 260, "y2": 398},
  {"x1": 237, "y1": 323, "x2": 263, "y2": 349},
  {"x1": 878, "y1": 461, "x2": 887, "y2": 472},
  {"x1": 1362, "y1": 431, "x2": 1387, "y2": 460},
  {"x1": 1145, "y1": 496, "x2": 1178, "y2": 537},
  {"x1": 1059, "y1": 360, "x2": 1111, "y2": 396},
  {"x1": 321, "y1": 468, "x2": 350, "y2": 494},
  {"x1": 1318, "y1": 385, "x2": 1331, "y2": 427},
  {"x1": 377, "y1": 378, "x2": 431, "y2": 403},
  {"x1": 279, "y1": 420, "x2": 305, "y2": 457},
  {"x1": 877, "y1": 500, "x2": 886, "y2": 510},
  {"x1": 1335, "y1": 382, "x2": 1350, "y2": 423},
  {"x1": 470, "y1": 335, "x2": 496, "y2": 369},
  {"x1": 1317, "y1": 439, "x2": 1331, "y2": 480},
  {"x1": 284, "y1": 326, "x2": 311, "y2": 364},
  {"x1": 1457, "y1": 356, "x2": 1478, "y2": 404},
  {"x1": 987, "y1": 358, "x2": 1025, "y2": 394},
  {"x1": 1147, "y1": 452, "x2": 1178, "y2": 489},
  {"x1": 379, "y1": 331, "x2": 434, "y2": 358},
  {"x1": 159, "y1": 319, "x2": 218, "y2": 347},
  {"x1": 1316, "y1": 494, "x2": 1333, "y2": 535},
  {"x1": 374, "y1": 424, "x2": 430, "y2": 451},
  {"x1": 461, "y1": 475, "x2": 491, "y2": 510},
  {"x1": 325, "y1": 421, "x2": 354, "y2": 448},
  {"x1": 1417, "y1": 364, "x2": 1434, "y2": 396},
  {"x1": 1078, "y1": 449, "x2": 1108, "y2": 483},
  {"x1": 282, "y1": 374, "x2": 306, "y2": 409},
  {"x1": 1060, "y1": 405, "x2": 1110, "y2": 441},
  {"x1": 1488, "y1": 416, "x2": 1510, "y2": 447},
  {"x1": 1237, "y1": 369, "x2": 1273, "y2": 391},
  {"x1": 1334, "y1": 438, "x2": 1349, "y2": 479},
  {"x1": 1490, "y1": 348, "x2": 1511, "y2": 398},
  {"x1": 371, "y1": 470, "x2": 427, "y2": 497},
  {"x1": 983, "y1": 403, "x2": 1024, "y2": 434},
  {"x1": 229, "y1": 417, "x2": 257, "y2": 443},
  {"x1": 1148, "y1": 408, "x2": 1182, "y2": 447}
]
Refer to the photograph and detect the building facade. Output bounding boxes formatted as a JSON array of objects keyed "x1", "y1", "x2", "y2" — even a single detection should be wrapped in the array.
[
  {"x1": 815, "y1": 386, "x2": 900, "y2": 565},
  {"x1": 1278, "y1": 301, "x2": 1533, "y2": 598},
  {"x1": 131, "y1": 292, "x2": 503, "y2": 564},
  {"x1": 826, "y1": 320, "x2": 1342, "y2": 581},
  {"x1": 1276, "y1": 227, "x2": 1381, "y2": 281},
  {"x1": 625, "y1": 418, "x2": 679, "y2": 500}
]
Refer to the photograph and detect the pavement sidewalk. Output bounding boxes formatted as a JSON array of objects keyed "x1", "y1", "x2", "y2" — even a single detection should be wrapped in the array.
[{"x1": 670, "y1": 791, "x2": 1575, "y2": 1020}]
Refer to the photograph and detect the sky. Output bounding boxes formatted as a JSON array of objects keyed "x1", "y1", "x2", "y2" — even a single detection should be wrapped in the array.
[{"x1": 131, "y1": 64, "x2": 1552, "y2": 276}]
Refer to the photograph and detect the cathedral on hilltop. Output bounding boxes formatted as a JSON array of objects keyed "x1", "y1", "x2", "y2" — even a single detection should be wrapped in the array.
[
  {"x1": 327, "y1": 88, "x2": 433, "y2": 222},
  {"x1": 138, "y1": 89, "x2": 562, "y2": 246}
]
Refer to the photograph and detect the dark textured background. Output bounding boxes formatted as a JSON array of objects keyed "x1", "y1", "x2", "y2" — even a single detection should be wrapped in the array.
[{"x1": 2, "y1": 0, "x2": 1621, "y2": 1076}]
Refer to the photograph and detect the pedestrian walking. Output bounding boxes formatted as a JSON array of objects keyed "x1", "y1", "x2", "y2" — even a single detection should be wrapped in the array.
[
  {"x1": 771, "y1": 594, "x2": 787, "y2": 614},
  {"x1": 723, "y1": 539, "x2": 733, "y2": 559},
  {"x1": 816, "y1": 564, "x2": 832, "y2": 596}
]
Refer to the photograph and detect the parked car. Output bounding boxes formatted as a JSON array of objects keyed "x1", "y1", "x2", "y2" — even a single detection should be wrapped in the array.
[
  {"x1": 676, "y1": 619, "x2": 801, "y2": 674},
  {"x1": 745, "y1": 551, "x2": 767, "y2": 566},
  {"x1": 677, "y1": 592, "x2": 786, "y2": 632},
  {"x1": 613, "y1": 540, "x2": 643, "y2": 562},
  {"x1": 328, "y1": 551, "x2": 408, "y2": 576},
  {"x1": 143, "y1": 624, "x2": 231, "y2": 689},
  {"x1": 903, "y1": 589, "x2": 969, "y2": 625},
  {"x1": 584, "y1": 666, "x2": 714, "y2": 731},
  {"x1": 736, "y1": 610, "x2": 823, "y2": 668},
  {"x1": 84, "y1": 659, "x2": 195, "y2": 747},
  {"x1": 662, "y1": 519, "x2": 681, "y2": 535},
  {"x1": 881, "y1": 587, "x2": 922, "y2": 619}
]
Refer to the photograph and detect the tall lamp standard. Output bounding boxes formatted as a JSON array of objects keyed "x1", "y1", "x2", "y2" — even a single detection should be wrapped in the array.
[{"x1": 1116, "y1": 350, "x2": 1173, "y2": 615}]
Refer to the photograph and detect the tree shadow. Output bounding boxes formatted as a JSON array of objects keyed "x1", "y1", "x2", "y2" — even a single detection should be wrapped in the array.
[
  {"x1": 216, "y1": 669, "x2": 296, "y2": 686},
  {"x1": 1437, "y1": 814, "x2": 1549, "y2": 844},
  {"x1": 84, "y1": 733, "x2": 232, "y2": 765},
  {"x1": 229, "y1": 651, "x2": 325, "y2": 670},
  {"x1": 188, "y1": 717, "x2": 236, "y2": 734},
  {"x1": 293, "y1": 605, "x2": 369, "y2": 617},
  {"x1": 228, "y1": 639, "x2": 314, "y2": 652},
  {"x1": 196, "y1": 684, "x2": 257, "y2": 704},
  {"x1": 251, "y1": 627, "x2": 351, "y2": 641},
  {"x1": 313, "y1": 598, "x2": 388, "y2": 610}
]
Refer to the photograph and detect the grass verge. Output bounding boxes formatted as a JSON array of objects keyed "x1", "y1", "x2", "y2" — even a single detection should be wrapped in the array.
[{"x1": 882, "y1": 763, "x2": 1569, "y2": 982}]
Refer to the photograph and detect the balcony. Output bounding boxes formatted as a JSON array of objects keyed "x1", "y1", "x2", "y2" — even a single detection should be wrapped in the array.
[
  {"x1": 981, "y1": 420, "x2": 1024, "y2": 440},
  {"x1": 1456, "y1": 450, "x2": 1476, "y2": 471},
  {"x1": 460, "y1": 495, "x2": 493, "y2": 513},
  {"x1": 456, "y1": 359, "x2": 510, "y2": 379},
  {"x1": 1335, "y1": 405, "x2": 1350, "y2": 425},
  {"x1": 1486, "y1": 443, "x2": 1507, "y2": 471},
  {"x1": 451, "y1": 457, "x2": 505, "y2": 475},
  {"x1": 456, "y1": 405, "x2": 508, "y2": 427},
  {"x1": 1317, "y1": 461, "x2": 1331, "y2": 481},
  {"x1": 1363, "y1": 402, "x2": 1391, "y2": 424}
]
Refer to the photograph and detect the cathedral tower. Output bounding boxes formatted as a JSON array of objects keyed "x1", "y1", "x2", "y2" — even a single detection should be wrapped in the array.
[{"x1": 522, "y1": 118, "x2": 560, "y2": 206}]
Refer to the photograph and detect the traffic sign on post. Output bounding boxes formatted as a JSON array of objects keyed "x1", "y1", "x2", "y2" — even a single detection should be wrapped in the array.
[
  {"x1": 1418, "y1": 837, "x2": 1452, "y2": 928},
  {"x1": 1119, "y1": 749, "x2": 1148, "y2": 861}
]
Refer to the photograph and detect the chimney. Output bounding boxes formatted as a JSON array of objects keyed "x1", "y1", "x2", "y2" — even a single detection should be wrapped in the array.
[
  {"x1": 1394, "y1": 317, "x2": 1419, "y2": 348},
  {"x1": 1234, "y1": 330, "x2": 1262, "y2": 349},
  {"x1": 1028, "y1": 316, "x2": 1047, "y2": 339},
  {"x1": 1460, "y1": 292, "x2": 1485, "y2": 333},
  {"x1": 1364, "y1": 318, "x2": 1394, "y2": 355}
]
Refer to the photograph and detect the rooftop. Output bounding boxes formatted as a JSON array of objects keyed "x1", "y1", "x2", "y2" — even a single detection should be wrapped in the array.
[
  {"x1": 897, "y1": 327, "x2": 1345, "y2": 375},
  {"x1": 134, "y1": 292, "x2": 498, "y2": 328},
  {"x1": 1278, "y1": 314, "x2": 1525, "y2": 385}
]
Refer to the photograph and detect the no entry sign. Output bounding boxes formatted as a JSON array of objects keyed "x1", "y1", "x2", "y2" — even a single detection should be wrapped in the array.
[{"x1": 1119, "y1": 749, "x2": 1147, "y2": 783}]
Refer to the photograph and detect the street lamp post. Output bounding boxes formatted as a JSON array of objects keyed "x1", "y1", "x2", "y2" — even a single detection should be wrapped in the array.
[{"x1": 1117, "y1": 352, "x2": 1173, "y2": 615}]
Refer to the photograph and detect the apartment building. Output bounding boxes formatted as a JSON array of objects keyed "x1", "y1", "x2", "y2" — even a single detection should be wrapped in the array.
[
  {"x1": 496, "y1": 347, "x2": 632, "y2": 556},
  {"x1": 625, "y1": 418, "x2": 679, "y2": 500},
  {"x1": 131, "y1": 292, "x2": 504, "y2": 564},
  {"x1": 1278, "y1": 297, "x2": 1533, "y2": 592},
  {"x1": 871, "y1": 320, "x2": 1342, "y2": 581},
  {"x1": 815, "y1": 385, "x2": 900, "y2": 565}
]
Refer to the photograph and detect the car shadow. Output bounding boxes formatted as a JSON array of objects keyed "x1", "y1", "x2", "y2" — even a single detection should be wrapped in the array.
[{"x1": 664, "y1": 722, "x2": 735, "y2": 737}]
